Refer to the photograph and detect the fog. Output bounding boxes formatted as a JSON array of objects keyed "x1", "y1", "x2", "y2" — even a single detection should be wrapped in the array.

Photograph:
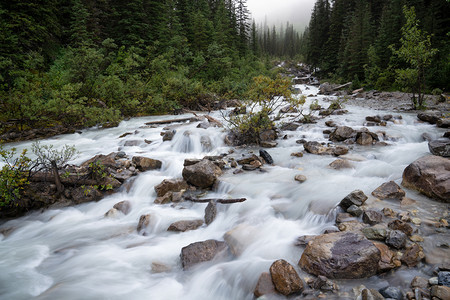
[{"x1": 247, "y1": 0, "x2": 315, "y2": 31}]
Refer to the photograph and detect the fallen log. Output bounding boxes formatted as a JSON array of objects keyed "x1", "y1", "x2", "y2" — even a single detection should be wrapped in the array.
[
  {"x1": 333, "y1": 82, "x2": 352, "y2": 91},
  {"x1": 144, "y1": 116, "x2": 202, "y2": 126},
  {"x1": 184, "y1": 196, "x2": 247, "y2": 204},
  {"x1": 204, "y1": 115, "x2": 223, "y2": 127}
]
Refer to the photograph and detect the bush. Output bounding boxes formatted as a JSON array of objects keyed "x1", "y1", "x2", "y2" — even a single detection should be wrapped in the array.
[{"x1": 0, "y1": 145, "x2": 31, "y2": 207}]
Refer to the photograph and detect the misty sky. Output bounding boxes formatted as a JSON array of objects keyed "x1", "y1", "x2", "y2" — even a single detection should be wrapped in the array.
[{"x1": 247, "y1": 0, "x2": 315, "y2": 30}]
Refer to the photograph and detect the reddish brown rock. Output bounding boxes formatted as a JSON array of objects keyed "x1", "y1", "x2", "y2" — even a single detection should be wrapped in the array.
[
  {"x1": 154, "y1": 178, "x2": 189, "y2": 197},
  {"x1": 372, "y1": 181, "x2": 406, "y2": 200},
  {"x1": 182, "y1": 160, "x2": 222, "y2": 188},
  {"x1": 132, "y1": 156, "x2": 162, "y2": 171},
  {"x1": 181, "y1": 240, "x2": 227, "y2": 270},
  {"x1": 298, "y1": 232, "x2": 381, "y2": 279},
  {"x1": 373, "y1": 242, "x2": 397, "y2": 272},
  {"x1": 401, "y1": 243, "x2": 425, "y2": 267},
  {"x1": 270, "y1": 259, "x2": 304, "y2": 296}
]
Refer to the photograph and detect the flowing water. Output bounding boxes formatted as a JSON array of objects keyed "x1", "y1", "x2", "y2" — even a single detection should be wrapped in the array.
[{"x1": 0, "y1": 85, "x2": 448, "y2": 300}]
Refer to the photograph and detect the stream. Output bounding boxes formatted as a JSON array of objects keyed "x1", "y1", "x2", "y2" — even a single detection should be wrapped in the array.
[{"x1": 0, "y1": 84, "x2": 448, "y2": 300}]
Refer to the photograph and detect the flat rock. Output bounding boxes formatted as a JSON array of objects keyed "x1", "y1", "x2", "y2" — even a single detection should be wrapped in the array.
[
  {"x1": 329, "y1": 159, "x2": 353, "y2": 169},
  {"x1": 180, "y1": 240, "x2": 227, "y2": 270},
  {"x1": 298, "y1": 232, "x2": 380, "y2": 279},
  {"x1": 372, "y1": 181, "x2": 405, "y2": 200},
  {"x1": 402, "y1": 155, "x2": 450, "y2": 202},
  {"x1": 167, "y1": 219, "x2": 203, "y2": 232},
  {"x1": 132, "y1": 156, "x2": 162, "y2": 171},
  {"x1": 113, "y1": 200, "x2": 131, "y2": 215},
  {"x1": 270, "y1": 259, "x2": 304, "y2": 296},
  {"x1": 154, "y1": 179, "x2": 189, "y2": 197}
]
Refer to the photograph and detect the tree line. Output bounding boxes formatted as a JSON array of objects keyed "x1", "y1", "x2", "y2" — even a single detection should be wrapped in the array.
[
  {"x1": 0, "y1": 0, "x2": 277, "y2": 133},
  {"x1": 302, "y1": 0, "x2": 449, "y2": 98}
]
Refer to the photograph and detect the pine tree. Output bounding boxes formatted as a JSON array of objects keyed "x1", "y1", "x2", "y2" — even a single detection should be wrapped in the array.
[{"x1": 306, "y1": 0, "x2": 331, "y2": 70}]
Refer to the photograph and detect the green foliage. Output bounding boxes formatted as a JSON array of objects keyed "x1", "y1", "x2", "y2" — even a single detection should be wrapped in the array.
[
  {"x1": 0, "y1": 145, "x2": 31, "y2": 207},
  {"x1": 227, "y1": 75, "x2": 305, "y2": 144},
  {"x1": 391, "y1": 6, "x2": 438, "y2": 109}
]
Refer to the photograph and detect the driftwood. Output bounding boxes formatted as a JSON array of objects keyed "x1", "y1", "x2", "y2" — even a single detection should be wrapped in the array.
[
  {"x1": 144, "y1": 117, "x2": 201, "y2": 126},
  {"x1": 184, "y1": 196, "x2": 246, "y2": 204},
  {"x1": 333, "y1": 82, "x2": 352, "y2": 91},
  {"x1": 204, "y1": 115, "x2": 223, "y2": 127}
]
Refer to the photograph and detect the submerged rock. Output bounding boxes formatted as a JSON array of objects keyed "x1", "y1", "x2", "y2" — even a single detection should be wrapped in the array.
[
  {"x1": 154, "y1": 179, "x2": 189, "y2": 197},
  {"x1": 180, "y1": 240, "x2": 227, "y2": 270},
  {"x1": 167, "y1": 220, "x2": 203, "y2": 232},
  {"x1": 329, "y1": 126, "x2": 356, "y2": 142},
  {"x1": 113, "y1": 200, "x2": 131, "y2": 215},
  {"x1": 298, "y1": 232, "x2": 380, "y2": 279},
  {"x1": 428, "y1": 138, "x2": 450, "y2": 157},
  {"x1": 254, "y1": 272, "x2": 276, "y2": 298},
  {"x1": 402, "y1": 155, "x2": 450, "y2": 202},
  {"x1": 270, "y1": 259, "x2": 304, "y2": 296}
]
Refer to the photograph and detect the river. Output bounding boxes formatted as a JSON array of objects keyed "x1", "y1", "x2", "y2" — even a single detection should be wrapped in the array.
[{"x1": 0, "y1": 84, "x2": 448, "y2": 299}]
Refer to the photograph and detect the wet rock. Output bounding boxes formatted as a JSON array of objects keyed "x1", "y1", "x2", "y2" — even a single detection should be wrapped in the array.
[
  {"x1": 379, "y1": 286, "x2": 403, "y2": 300},
  {"x1": 329, "y1": 126, "x2": 356, "y2": 142},
  {"x1": 137, "y1": 214, "x2": 151, "y2": 234},
  {"x1": 132, "y1": 156, "x2": 162, "y2": 171},
  {"x1": 72, "y1": 186, "x2": 103, "y2": 204},
  {"x1": 154, "y1": 192, "x2": 173, "y2": 204},
  {"x1": 270, "y1": 259, "x2": 304, "y2": 296},
  {"x1": 154, "y1": 179, "x2": 189, "y2": 197},
  {"x1": 123, "y1": 140, "x2": 141, "y2": 147},
  {"x1": 401, "y1": 243, "x2": 425, "y2": 267},
  {"x1": 356, "y1": 132, "x2": 374, "y2": 145},
  {"x1": 339, "y1": 190, "x2": 368, "y2": 210},
  {"x1": 438, "y1": 271, "x2": 450, "y2": 287},
  {"x1": 336, "y1": 213, "x2": 355, "y2": 224},
  {"x1": 329, "y1": 158, "x2": 353, "y2": 169},
  {"x1": 338, "y1": 220, "x2": 366, "y2": 232},
  {"x1": 259, "y1": 149, "x2": 274, "y2": 164},
  {"x1": 325, "y1": 120, "x2": 336, "y2": 127},
  {"x1": 204, "y1": 201, "x2": 217, "y2": 225},
  {"x1": 81, "y1": 153, "x2": 118, "y2": 168},
  {"x1": 361, "y1": 288, "x2": 385, "y2": 300},
  {"x1": 295, "y1": 174, "x2": 307, "y2": 183},
  {"x1": 281, "y1": 122, "x2": 301, "y2": 131},
  {"x1": 371, "y1": 181, "x2": 405, "y2": 200},
  {"x1": 180, "y1": 239, "x2": 227, "y2": 270},
  {"x1": 347, "y1": 205, "x2": 363, "y2": 217},
  {"x1": 428, "y1": 138, "x2": 450, "y2": 157},
  {"x1": 113, "y1": 200, "x2": 131, "y2": 215},
  {"x1": 411, "y1": 276, "x2": 429, "y2": 289},
  {"x1": 182, "y1": 160, "x2": 222, "y2": 188},
  {"x1": 382, "y1": 207, "x2": 397, "y2": 217},
  {"x1": 151, "y1": 262, "x2": 171, "y2": 273},
  {"x1": 334, "y1": 146, "x2": 349, "y2": 156},
  {"x1": 402, "y1": 155, "x2": 450, "y2": 202},
  {"x1": 386, "y1": 230, "x2": 407, "y2": 249},
  {"x1": 104, "y1": 208, "x2": 119, "y2": 218},
  {"x1": 303, "y1": 141, "x2": 332, "y2": 155},
  {"x1": 237, "y1": 155, "x2": 261, "y2": 165},
  {"x1": 291, "y1": 152, "x2": 304, "y2": 157},
  {"x1": 362, "y1": 225, "x2": 388, "y2": 240},
  {"x1": 362, "y1": 210, "x2": 383, "y2": 225},
  {"x1": 417, "y1": 112, "x2": 442, "y2": 124},
  {"x1": 308, "y1": 275, "x2": 336, "y2": 292},
  {"x1": 298, "y1": 232, "x2": 381, "y2": 279},
  {"x1": 223, "y1": 224, "x2": 257, "y2": 256},
  {"x1": 280, "y1": 105, "x2": 299, "y2": 114},
  {"x1": 437, "y1": 118, "x2": 450, "y2": 128},
  {"x1": 167, "y1": 219, "x2": 203, "y2": 232},
  {"x1": 254, "y1": 272, "x2": 276, "y2": 298},
  {"x1": 373, "y1": 242, "x2": 397, "y2": 272},
  {"x1": 431, "y1": 285, "x2": 450, "y2": 300},
  {"x1": 259, "y1": 129, "x2": 277, "y2": 142},
  {"x1": 388, "y1": 220, "x2": 413, "y2": 236},
  {"x1": 366, "y1": 116, "x2": 382, "y2": 123},
  {"x1": 197, "y1": 121, "x2": 211, "y2": 129},
  {"x1": 162, "y1": 130, "x2": 176, "y2": 141}
]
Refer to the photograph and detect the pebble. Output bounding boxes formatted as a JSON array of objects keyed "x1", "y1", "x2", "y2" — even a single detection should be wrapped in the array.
[
  {"x1": 429, "y1": 277, "x2": 439, "y2": 285},
  {"x1": 412, "y1": 218, "x2": 422, "y2": 225}
]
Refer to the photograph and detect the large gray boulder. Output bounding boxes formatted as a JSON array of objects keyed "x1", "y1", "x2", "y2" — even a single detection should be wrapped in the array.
[
  {"x1": 402, "y1": 155, "x2": 450, "y2": 202},
  {"x1": 329, "y1": 126, "x2": 356, "y2": 142},
  {"x1": 298, "y1": 232, "x2": 380, "y2": 279},
  {"x1": 182, "y1": 159, "x2": 222, "y2": 188}
]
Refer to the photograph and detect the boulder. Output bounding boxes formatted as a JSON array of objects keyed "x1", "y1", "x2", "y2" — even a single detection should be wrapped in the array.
[
  {"x1": 437, "y1": 118, "x2": 450, "y2": 128},
  {"x1": 362, "y1": 210, "x2": 383, "y2": 225},
  {"x1": 132, "y1": 156, "x2": 162, "y2": 171},
  {"x1": 379, "y1": 286, "x2": 403, "y2": 300},
  {"x1": 401, "y1": 243, "x2": 425, "y2": 267},
  {"x1": 294, "y1": 175, "x2": 307, "y2": 183},
  {"x1": 162, "y1": 130, "x2": 176, "y2": 141},
  {"x1": 254, "y1": 272, "x2": 276, "y2": 298},
  {"x1": 356, "y1": 132, "x2": 374, "y2": 145},
  {"x1": 329, "y1": 126, "x2": 356, "y2": 142},
  {"x1": 431, "y1": 285, "x2": 450, "y2": 300},
  {"x1": 371, "y1": 181, "x2": 405, "y2": 200},
  {"x1": 386, "y1": 230, "x2": 407, "y2": 249},
  {"x1": 71, "y1": 186, "x2": 103, "y2": 204},
  {"x1": 180, "y1": 240, "x2": 227, "y2": 270},
  {"x1": 402, "y1": 155, "x2": 450, "y2": 202},
  {"x1": 428, "y1": 138, "x2": 450, "y2": 157},
  {"x1": 81, "y1": 153, "x2": 118, "y2": 168},
  {"x1": 137, "y1": 214, "x2": 151, "y2": 234},
  {"x1": 204, "y1": 201, "x2": 217, "y2": 225},
  {"x1": 303, "y1": 141, "x2": 332, "y2": 155},
  {"x1": 113, "y1": 200, "x2": 131, "y2": 215},
  {"x1": 417, "y1": 112, "x2": 442, "y2": 124},
  {"x1": 388, "y1": 219, "x2": 413, "y2": 236},
  {"x1": 259, "y1": 149, "x2": 274, "y2": 164},
  {"x1": 167, "y1": 220, "x2": 203, "y2": 232},
  {"x1": 270, "y1": 259, "x2": 304, "y2": 296},
  {"x1": 281, "y1": 122, "x2": 301, "y2": 131},
  {"x1": 339, "y1": 190, "x2": 368, "y2": 210},
  {"x1": 182, "y1": 160, "x2": 222, "y2": 188},
  {"x1": 154, "y1": 179, "x2": 189, "y2": 197},
  {"x1": 298, "y1": 232, "x2": 381, "y2": 279}
]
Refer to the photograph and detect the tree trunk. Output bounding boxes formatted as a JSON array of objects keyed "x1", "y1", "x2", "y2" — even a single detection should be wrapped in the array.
[{"x1": 51, "y1": 160, "x2": 64, "y2": 197}]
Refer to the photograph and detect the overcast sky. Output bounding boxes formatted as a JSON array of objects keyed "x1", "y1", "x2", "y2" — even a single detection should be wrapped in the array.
[{"x1": 247, "y1": 0, "x2": 315, "y2": 31}]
